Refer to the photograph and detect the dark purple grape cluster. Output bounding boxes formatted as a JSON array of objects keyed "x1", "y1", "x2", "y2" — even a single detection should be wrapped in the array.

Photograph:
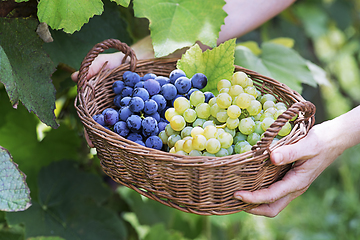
[{"x1": 92, "y1": 69, "x2": 208, "y2": 151}]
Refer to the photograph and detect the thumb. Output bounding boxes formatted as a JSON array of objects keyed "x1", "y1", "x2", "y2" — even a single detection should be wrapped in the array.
[
  {"x1": 270, "y1": 139, "x2": 315, "y2": 165},
  {"x1": 71, "y1": 71, "x2": 79, "y2": 82}
]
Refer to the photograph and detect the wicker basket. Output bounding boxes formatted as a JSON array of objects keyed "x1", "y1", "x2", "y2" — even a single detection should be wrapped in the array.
[{"x1": 75, "y1": 39, "x2": 316, "y2": 216}]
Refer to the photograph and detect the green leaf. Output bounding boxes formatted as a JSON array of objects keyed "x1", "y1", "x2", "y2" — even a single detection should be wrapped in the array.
[
  {"x1": 234, "y1": 42, "x2": 317, "y2": 94},
  {"x1": 133, "y1": 0, "x2": 227, "y2": 57},
  {"x1": 110, "y1": 0, "x2": 130, "y2": 7},
  {"x1": 0, "y1": 18, "x2": 58, "y2": 128},
  {"x1": 43, "y1": 0, "x2": 132, "y2": 70},
  {"x1": 177, "y1": 38, "x2": 236, "y2": 93},
  {"x1": 6, "y1": 161, "x2": 128, "y2": 240},
  {"x1": 144, "y1": 224, "x2": 183, "y2": 240},
  {"x1": 28, "y1": 237, "x2": 65, "y2": 240},
  {"x1": 37, "y1": 0, "x2": 104, "y2": 34},
  {"x1": 0, "y1": 147, "x2": 31, "y2": 212}
]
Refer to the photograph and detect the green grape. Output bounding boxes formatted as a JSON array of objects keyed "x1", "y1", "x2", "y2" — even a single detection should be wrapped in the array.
[
  {"x1": 263, "y1": 100, "x2": 276, "y2": 110},
  {"x1": 167, "y1": 134, "x2": 181, "y2": 148},
  {"x1": 165, "y1": 124, "x2": 180, "y2": 136},
  {"x1": 203, "y1": 120, "x2": 215, "y2": 128},
  {"x1": 215, "y1": 148, "x2": 229, "y2": 157},
  {"x1": 247, "y1": 100, "x2": 262, "y2": 116},
  {"x1": 203, "y1": 152, "x2": 216, "y2": 157},
  {"x1": 227, "y1": 105, "x2": 241, "y2": 118},
  {"x1": 216, "y1": 109, "x2": 228, "y2": 123},
  {"x1": 217, "y1": 132, "x2": 233, "y2": 148},
  {"x1": 261, "y1": 117, "x2": 275, "y2": 131},
  {"x1": 219, "y1": 88, "x2": 230, "y2": 94},
  {"x1": 174, "y1": 139, "x2": 185, "y2": 151},
  {"x1": 165, "y1": 108, "x2": 179, "y2": 122},
  {"x1": 208, "y1": 97, "x2": 217, "y2": 106},
  {"x1": 234, "y1": 140, "x2": 250, "y2": 154},
  {"x1": 169, "y1": 147, "x2": 176, "y2": 154},
  {"x1": 191, "y1": 126, "x2": 204, "y2": 137},
  {"x1": 183, "y1": 108, "x2": 197, "y2": 123},
  {"x1": 175, "y1": 150, "x2": 188, "y2": 155},
  {"x1": 239, "y1": 117, "x2": 255, "y2": 135},
  {"x1": 278, "y1": 121, "x2": 292, "y2": 136},
  {"x1": 203, "y1": 125, "x2": 218, "y2": 139},
  {"x1": 264, "y1": 107, "x2": 277, "y2": 117},
  {"x1": 254, "y1": 121, "x2": 265, "y2": 135},
  {"x1": 259, "y1": 112, "x2": 274, "y2": 121},
  {"x1": 190, "y1": 91, "x2": 205, "y2": 107},
  {"x1": 192, "y1": 134, "x2": 207, "y2": 151},
  {"x1": 224, "y1": 127, "x2": 236, "y2": 137},
  {"x1": 174, "y1": 97, "x2": 190, "y2": 114},
  {"x1": 210, "y1": 103, "x2": 221, "y2": 118},
  {"x1": 244, "y1": 86, "x2": 257, "y2": 98},
  {"x1": 159, "y1": 130, "x2": 168, "y2": 144},
  {"x1": 217, "y1": 79, "x2": 231, "y2": 91},
  {"x1": 226, "y1": 117, "x2": 239, "y2": 129},
  {"x1": 216, "y1": 128, "x2": 225, "y2": 138},
  {"x1": 195, "y1": 103, "x2": 211, "y2": 119},
  {"x1": 189, "y1": 150, "x2": 202, "y2": 156},
  {"x1": 228, "y1": 85, "x2": 244, "y2": 98},
  {"x1": 253, "y1": 110, "x2": 263, "y2": 121},
  {"x1": 183, "y1": 139, "x2": 194, "y2": 153},
  {"x1": 274, "y1": 109, "x2": 285, "y2": 119},
  {"x1": 206, "y1": 138, "x2": 221, "y2": 154},
  {"x1": 235, "y1": 93, "x2": 252, "y2": 109},
  {"x1": 181, "y1": 126, "x2": 193, "y2": 138},
  {"x1": 260, "y1": 93, "x2": 276, "y2": 105},
  {"x1": 233, "y1": 132, "x2": 247, "y2": 145},
  {"x1": 226, "y1": 145, "x2": 234, "y2": 155},
  {"x1": 240, "y1": 143, "x2": 252, "y2": 153},
  {"x1": 231, "y1": 71, "x2": 248, "y2": 87},
  {"x1": 216, "y1": 93, "x2": 232, "y2": 109},
  {"x1": 247, "y1": 132, "x2": 261, "y2": 146},
  {"x1": 192, "y1": 118, "x2": 206, "y2": 127},
  {"x1": 170, "y1": 115, "x2": 186, "y2": 131},
  {"x1": 275, "y1": 102, "x2": 287, "y2": 111}
]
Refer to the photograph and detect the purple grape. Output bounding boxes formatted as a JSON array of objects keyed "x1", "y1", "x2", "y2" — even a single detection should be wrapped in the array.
[
  {"x1": 143, "y1": 125, "x2": 159, "y2": 137},
  {"x1": 158, "y1": 121, "x2": 168, "y2": 132},
  {"x1": 112, "y1": 80, "x2": 125, "y2": 94},
  {"x1": 144, "y1": 99, "x2": 158, "y2": 115},
  {"x1": 132, "y1": 87, "x2": 149, "y2": 101},
  {"x1": 145, "y1": 112, "x2": 160, "y2": 122},
  {"x1": 119, "y1": 106, "x2": 132, "y2": 121},
  {"x1": 120, "y1": 96, "x2": 132, "y2": 107},
  {"x1": 144, "y1": 79, "x2": 161, "y2": 96},
  {"x1": 155, "y1": 76, "x2": 170, "y2": 86},
  {"x1": 126, "y1": 115, "x2": 142, "y2": 131},
  {"x1": 123, "y1": 72, "x2": 140, "y2": 87},
  {"x1": 122, "y1": 71, "x2": 132, "y2": 79},
  {"x1": 93, "y1": 114, "x2": 105, "y2": 126},
  {"x1": 135, "y1": 140, "x2": 145, "y2": 146},
  {"x1": 103, "y1": 108, "x2": 119, "y2": 126},
  {"x1": 174, "y1": 76, "x2": 191, "y2": 94},
  {"x1": 145, "y1": 136, "x2": 163, "y2": 150},
  {"x1": 142, "y1": 73, "x2": 157, "y2": 81},
  {"x1": 169, "y1": 69, "x2": 186, "y2": 84},
  {"x1": 129, "y1": 97, "x2": 145, "y2": 113},
  {"x1": 160, "y1": 83, "x2": 177, "y2": 100},
  {"x1": 151, "y1": 94, "x2": 167, "y2": 111},
  {"x1": 127, "y1": 133, "x2": 143, "y2": 142},
  {"x1": 204, "y1": 92, "x2": 215, "y2": 103},
  {"x1": 134, "y1": 81, "x2": 145, "y2": 88},
  {"x1": 191, "y1": 73, "x2": 208, "y2": 90},
  {"x1": 120, "y1": 86, "x2": 133, "y2": 98},
  {"x1": 113, "y1": 95, "x2": 122, "y2": 108},
  {"x1": 142, "y1": 117, "x2": 157, "y2": 133},
  {"x1": 113, "y1": 121, "x2": 130, "y2": 137}
]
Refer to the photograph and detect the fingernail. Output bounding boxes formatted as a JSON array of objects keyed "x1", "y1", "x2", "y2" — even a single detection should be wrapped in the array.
[
  {"x1": 234, "y1": 193, "x2": 242, "y2": 201},
  {"x1": 272, "y1": 152, "x2": 283, "y2": 165}
]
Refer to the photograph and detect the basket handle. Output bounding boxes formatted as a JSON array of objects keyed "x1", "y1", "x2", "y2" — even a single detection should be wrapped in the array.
[
  {"x1": 251, "y1": 101, "x2": 316, "y2": 155},
  {"x1": 77, "y1": 39, "x2": 137, "y2": 90}
]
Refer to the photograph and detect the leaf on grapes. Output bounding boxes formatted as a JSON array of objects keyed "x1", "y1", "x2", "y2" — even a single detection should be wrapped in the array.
[
  {"x1": 0, "y1": 18, "x2": 58, "y2": 129},
  {"x1": 0, "y1": 146, "x2": 31, "y2": 212},
  {"x1": 235, "y1": 41, "x2": 317, "y2": 94},
  {"x1": 133, "y1": 0, "x2": 227, "y2": 57},
  {"x1": 110, "y1": 0, "x2": 130, "y2": 7},
  {"x1": 6, "y1": 161, "x2": 128, "y2": 240},
  {"x1": 177, "y1": 38, "x2": 236, "y2": 93},
  {"x1": 37, "y1": 0, "x2": 104, "y2": 34}
]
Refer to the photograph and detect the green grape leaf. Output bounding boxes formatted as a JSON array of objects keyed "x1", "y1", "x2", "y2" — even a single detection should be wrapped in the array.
[
  {"x1": 235, "y1": 41, "x2": 317, "y2": 94},
  {"x1": 110, "y1": 0, "x2": 130, "y2": 7},
  {"x1": 37, "y1": 0, "x2": 104, "y2": 33},
  {"x1": 133, "y1": 0, "x2": 227, "y2": 57},
  {"x1": 0, "y1": 18, "x2": 58, "y2": 129},
  {"x1": 0, "y1": 146, "x2": 31, "y2": 212},
  {"x1": 6, "y1": 161, "x2": 128, "y2": 240},
  {"x1": 177, "y1": 38, "x2": 236, "y2": 93}
]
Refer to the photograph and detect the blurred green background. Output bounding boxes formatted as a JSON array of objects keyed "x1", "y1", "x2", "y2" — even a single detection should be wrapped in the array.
[{"x1": 1, "y1": 0, "x2": 360, "y2": 239}]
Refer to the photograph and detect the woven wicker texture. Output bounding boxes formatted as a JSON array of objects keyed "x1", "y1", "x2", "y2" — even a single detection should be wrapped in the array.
[{"x1": 75, "y1": 39, "x2": 316, "y2": 215}]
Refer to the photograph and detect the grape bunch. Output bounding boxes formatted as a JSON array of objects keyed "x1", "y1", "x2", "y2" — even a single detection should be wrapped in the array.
[
  {"x1": 92, "y1": 69, "x2": 209, "y2": 150},
  {"x1": 160, "y1": 71, "x2": 293, "y2": 157}
]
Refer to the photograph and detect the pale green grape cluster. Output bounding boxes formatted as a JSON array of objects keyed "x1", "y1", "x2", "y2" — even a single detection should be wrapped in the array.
[{"x1": 160, "y1": 71, "x2": 293, "y2": 156}]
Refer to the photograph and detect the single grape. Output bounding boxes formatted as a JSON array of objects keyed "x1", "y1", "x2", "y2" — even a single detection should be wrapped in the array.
[
  {"x1": 203, "y1": 152, "x2": 216, "y2": 157},
  {"x1": 260, "y1": 94, "x2": 277, "y2": 105},
  {"x1": 261, "y1": 117, "x2": 275, "y2": 131},
  {"x1": 206, "y1": 138, "x2": 221, "y2": 154},
  {"x1": 191, "y1": 73, "x2": 208, "y2": 90},
  {"x1": 142, "y1": 73, "x2": 157, "y2": 81},
  {"x1": 159, "y1": 130, "x2": 168, "y2": 144},
  {"x1": 231, "y1": 71, "x2": 247, "y2": 86},
  {"x1": 183, "y1": 139, "x2": 194, "y2": 153},
  {"x1": 189, "y1": 150, "x2": 202, "y2": 156},
  {"x1": 240, "y1": 143, "x2": 252, "y2": 153},
  {"x1": 146, "y1": 112, "x2": 160, "y2": 122},
  {"x1": 217, "y1": 132, "x2": 233, "y2": 149},
  {"x1": 228, "y1": 84, "x2": 244, "y2": 98},
  {"x1": 275, "y1": 102, "x2": 288, "y2": 111},
  {"x1": 278, "y1": 121, "x2": 292, "y2": 136},
  {"x1": 239, "y1": 117, "x2": 255, "y2": 135},
  {"x1": 208, "y1": 97, "x2": 217, "y2": 106},
  {"x1": 183, "y1": 108, "x2": 197, "y2": 123},
  {"x1": 254, "y1": 121, "x2": 265, "y2": 135},
  {"x1": 216, "y1": 93, "x2": 232, "y2": 109},
  {"x1": 244, "y1": 86, "x2": 257, "y2": 98},
  {"x1": 195, "y1": 103, "x2": 211, "y2": 119},
  {"x1": 134, "y1": 81, "x2": 145, "y2": 88},
  {"x1": 174, "y1": 97, "x2": 190, "y2": 114},
  {"x1": 217, "y1": 79, "x2": 231, "y2": 92},
  {"x1": 174, "y1": 76, "x2": 192, "y2": 94},
  {"x1": 113, "y1": 95, "x2": 122, "y2": 108},
  {"x1": 151, "y1": 94, "x2": 167, "y2": 111},
  {"x1": 127, "y1": 132, "x2": 143, "y2": 142},
  {"x1": 144, "y1": 99, "x2": 158, "y2": 115},
  {"x1": 145, "y1": 136, "x2": 163, "y2": 150},
  {"x1": 234, "y1": 141, "x2": 250, "y2": 154},
  {"x1": 132, "y1": 87, "x2": 150, "y2": 101},
  {"x1": 202, "y1": 120, "x2": 215, "y2": 128},
  {"x1": 135, "y1": 140, "x2": 145, "y2": 146},
  {"x1": 93, "y1": 114, "x2": 105, "y2": 126},
  {"x1": 169, "y1": 69, "x2": 186, "y2": 84},
  {"x1": 165, "y1": 108, "x2": 179, "y2": 122},
  {"x1": 144, "y1": 79, "x2": 161, "y2": 96},
  {"x1": 169, "y1": 147, "x2": 176, "y2": 153},
  {"x1": 142, "y1": 117, "x2": 158, "y2": 134},
  {"x1": 203, "y1": 125, "x2": 218, "y2": 139},
  {"x1": 129, "y1": 96, "x2": 145, "y2": 113},
  {"x1": 161, "y1": 83, "x2": 177, "y2": 100},
  {"x1": 224, "y1": 127, "x2": 236, "y2": 137},
  {"x1": 186, "y1": 88, "x2": 199, "y2": 99},
  {"x1": 247, "y1": 132, "x2": 261, "y2": 146},
  {"x1": 167, "y1": 134, "x2": 181, "y2": 148},
  {"x1": 210, "y1": 103, "x2": 221, "y2": 118},
  {"x1": 226, "y1": 117, "x2": 240, "y2": 130},
  {"x1": 112, "y1": 80, "x2": 125, "y2": 94},
  {"x1": 264, "y1": 107, "x2": 277, "y2": 117},
  {"x1": 103, "y1": 108, "x2": 119, "y2": 126},
  {"x1": 216, "y1": 109, "x2": 228, "y2": 123},
  {"x1": 192, "y1": 118, "x2": 206, "y2": 127},
  {"x1": 263, "y1": 100, "x2": 276, "y2": 110},
  {"x1": 170, "y1": 115, "x2": 186, "y2": 131},
  {"x1": 126, "y1": 115, "x2": 142, "y2": 131},
  {"x1": 215, "y1": 148, "x2": 229, "y2": 157},
  {"x1": 181, "y1": 126, "x2": 193, "y2": 138},
  {"x1": 233, "y1": 132, "x2": 247, "y2": 144},
  {"x1": 158, "y1": 121, "x2": 168, "y2": 132},
  {"x1": 119, "y1": 106, "x2": 132, "y2": 121},
  {"x1": 227, "y1": 105, "x2": 241, "y2": 118},
  {"x1": 235, "y1": 93, "x2": 252, "y2": 109},
  {"x1": 174, "y1": 139, "x2": 185, "y2": 151},
  {"x1": 219, "y1": 88, "x2": 229, "y2": 94},
  {"x1": 113, "y1": 121, "x2": 130, "y2": 137},
  {"x1": 122, "y1": 71, "x2": 132, "y2": 80},
  {"x1": 192, "y1": 134, "x2": 207, "y2": 151},
  {"x1": 120, "y1": 86, "x2": 133, "y2": 98},
  {"x1": 191, "y1": 126, "x2": 204, "y2": 137},
  {"x1": 154, "y1": 76, "x2": 170, "y2": 86},
  {"x1": 189, "y1": 90, "x2": 205, "y2": 107},
  {"x1": 123, "y1": 72, "x2": 141, "y2": 87},
  {"x1": 247, "y1": 100, "x2": 262, "y2": 116}
]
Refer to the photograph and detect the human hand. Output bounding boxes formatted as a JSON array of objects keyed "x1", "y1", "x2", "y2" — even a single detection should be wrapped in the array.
[{"x1": 233, "y1": 118, "x2": 350, "y2": 217}]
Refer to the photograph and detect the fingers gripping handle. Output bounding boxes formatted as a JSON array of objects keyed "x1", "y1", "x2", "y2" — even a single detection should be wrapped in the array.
[
  {"x1": 77, "y1": 39, "x2": 137, "y2": 90},
  {"x1": 251, "y1": 101, "x2": 316, "y2": 154}
]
